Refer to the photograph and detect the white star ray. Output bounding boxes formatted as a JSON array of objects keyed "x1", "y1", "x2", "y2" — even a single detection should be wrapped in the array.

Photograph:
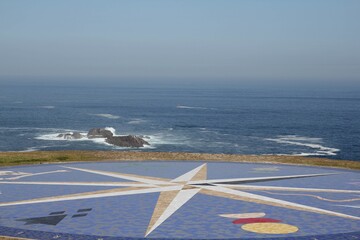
[
  {"x1": 63, "y1": 166, "x2": 172, "y2": 186},
  {"x1": 199, "y1": 185, "x2": 360, "y2": 220},
  {"x1": 171, "y1": 163, "x2": 206, "y2": 182},
  {"x1": 216, "y1": 184, "x2": 360, "y2": 193},
  {"x1": 145, "y1": 188, "x2": 200, "y2": 237},
  {"x1": 0, "y1": 185, "x2": 182, "y2": 207},
  {"x1": 189, "y1": 172, "x2": 337, "y2": 185},
  {"x1": 336, "y1": 205, "x2": 360, "y2": 209},
  {"x1": 144, "y1": 163, "x2": 207, "y2": 235},
  {"x1": 0, "y1": 181, "x2": 152, "y2": 187}
]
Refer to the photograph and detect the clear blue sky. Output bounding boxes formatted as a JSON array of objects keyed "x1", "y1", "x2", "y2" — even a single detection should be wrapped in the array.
[{"x1": 0, "y1": 0, "x2": 359, "y2": 85}]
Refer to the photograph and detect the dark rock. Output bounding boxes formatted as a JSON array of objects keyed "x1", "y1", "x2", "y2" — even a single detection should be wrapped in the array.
[
  {"x1": 56, "y1": 128, "x2": 148, "y2": 147},
  {"x1": 138, "y1": 135, "x2": 150, "y2": 139},
  {"x1": 87, "y1": 128, "x2": 113, "y2": 138},
  {"x1": 57, "y1": 132, "x2": 83, "y2": 139},
  {"x1": 106, "y1": 135, "x2": 150, "y2": 148},
  {"x1": 63, "y1": 133, "x2": 73, "y2": 139},
  {"x1": 72, "y1": 132, "x2": 83, "y2": 139}
]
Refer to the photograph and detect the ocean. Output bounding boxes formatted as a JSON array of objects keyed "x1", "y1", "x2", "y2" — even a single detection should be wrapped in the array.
[{"x1": 0, "y1": 83, "x2": 359, "y2": 161}]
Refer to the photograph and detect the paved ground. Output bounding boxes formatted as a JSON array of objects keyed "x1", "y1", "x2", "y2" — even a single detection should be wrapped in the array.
[{"x1": 0, "y1": 161, "x2": 359, "y2": 239}]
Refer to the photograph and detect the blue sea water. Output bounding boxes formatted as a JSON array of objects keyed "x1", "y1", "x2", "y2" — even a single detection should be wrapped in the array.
[{"x1": 0, "y1": 83, "x2": 359, "y2": 161}]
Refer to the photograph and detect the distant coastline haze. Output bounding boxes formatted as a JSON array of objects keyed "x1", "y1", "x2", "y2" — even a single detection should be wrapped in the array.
[{"x1": 0, "y1": 0, "x2": 359, "y2": 86}]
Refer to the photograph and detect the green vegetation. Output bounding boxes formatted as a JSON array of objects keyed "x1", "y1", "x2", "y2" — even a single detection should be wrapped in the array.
[{"x1": 0, "y1": 151, "x2": 359, "y2": 170}]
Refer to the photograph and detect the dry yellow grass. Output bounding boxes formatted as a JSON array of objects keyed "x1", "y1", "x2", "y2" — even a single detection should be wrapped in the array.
[
  {"x1": 0, "y1": 151, "x2": 359, "y2": 170},
  {"x1": 0, "y1": 237, "x2": 33, "y2": 240}
]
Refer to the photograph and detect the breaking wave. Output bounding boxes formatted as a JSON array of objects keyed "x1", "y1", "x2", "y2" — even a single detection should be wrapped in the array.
[
  {"x1": 127, "y1": 118, "x2": 148, "y2": 125},
  {"x1": 38, "y1": 106, "x2": 55, "y2": 109},
  {"x1": 90, "y1": 113, "x2": 121, "y2": 119},
  {"x1": 36, "y1": 127, "x2": 114, "y2": 142},
  {"x1": 176, "y1": 105, "x2": 216, "y2": 110},
  {"x1": 266, "y1": 135, "x2": 340, "y2": 156},
  {"x1": 104, "y1": 127, "x2": 116, "y2": 135}
]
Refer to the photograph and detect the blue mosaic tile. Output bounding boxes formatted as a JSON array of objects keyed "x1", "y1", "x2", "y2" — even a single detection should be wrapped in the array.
[{"x1": 0, "y1": 161, "x2": 359, "y2": 239}]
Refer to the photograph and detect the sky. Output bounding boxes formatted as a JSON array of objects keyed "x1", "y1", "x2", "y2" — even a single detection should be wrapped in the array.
[{"x1": 0, "y1": 0, "x2": 359, "y2": 86}]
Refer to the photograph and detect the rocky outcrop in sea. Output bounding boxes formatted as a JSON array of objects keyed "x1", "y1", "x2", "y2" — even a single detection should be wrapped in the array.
[
  {"x1": 87, "y1": 128, "x2": 114, "y2": 139},
  {"x1": 56, "y1": 128, "x2": 149, "y2": 148},
  {"x1": 106, "y1": 135, "x2": 149, "y2": 148},
  {"x1": 57, "y1": 132, "x2": 83, "y2": 140}
]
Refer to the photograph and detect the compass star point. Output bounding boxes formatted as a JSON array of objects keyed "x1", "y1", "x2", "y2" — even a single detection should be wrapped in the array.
[{"x1": 0, "y1": 163, "x2": 358, "y2": 237}]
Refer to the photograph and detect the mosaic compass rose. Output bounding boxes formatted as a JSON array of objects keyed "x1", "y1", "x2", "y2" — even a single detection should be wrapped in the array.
[{"x1": 0, "y1": 163, "x2": 359, "y2": 238}]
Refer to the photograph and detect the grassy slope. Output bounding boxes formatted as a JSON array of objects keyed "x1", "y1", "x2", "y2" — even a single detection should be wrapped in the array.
[{"x1": 0, "y1": 151, "x2": 359, "y2": 169}]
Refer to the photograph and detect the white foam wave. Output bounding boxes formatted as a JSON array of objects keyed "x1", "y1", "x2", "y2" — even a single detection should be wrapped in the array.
[
  {"x1": 144, "y1": 135, "x2": 164, "y2": 148},
  {"x1": 0, "y1": 127, "x2": 76, "y2": 132},
  {"x1": 266, "y1": 135, "x2": 340, "y2": 156},
  {"x1": 145, "y1": 133, "x2": 189, "y2": 148},
  {"x1": 104, "y1": 127, "x2": 116, "y2": 135},
  {"x1": 38, "y1": 106, "x2": 55, "y2": 109},
  {"x1": 270, "y1": 135, "x2": 323, "y2": 143},
  {"x1": 266, "y1": 152, "x2": 337, "y2": 157},
  {"x1": 36, "y1": 132, "x2": 116, "y2": 148},
  {"x1": 89, "y1": 137, "x2": 114, "y2": 147},
  {"x1": 35, "y1": 132, "x2": 86, "y2": 141},
  {"x1": 132, "y1": 131, "x2": 176, "y2": 148},
  {"x1": 128, "y1": 119, "x2": 147, "y2": 125},
  {"x1": 176, "y1": 105, "x2": 216, "y2": 110},
  {"x1": 90, "y1": 114, "x2": 121, "y2": 119},
  {"x1": 18, "y1": 147, "x2": 40, "y2": 152}
]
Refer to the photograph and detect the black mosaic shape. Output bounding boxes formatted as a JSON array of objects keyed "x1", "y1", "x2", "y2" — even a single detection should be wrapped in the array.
[
  {"x1": 72, "y1": 213, "x2": 87, "y2": 218},
  {"x1": 77, "y1": 208, "x2": 92, "y2": 212},
  {"x1": 50, "y1": 211, "x2": 66, "y2": 215},
  {"x1": 16, "y1": 214, "x2": 67, "y2": 226}
]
